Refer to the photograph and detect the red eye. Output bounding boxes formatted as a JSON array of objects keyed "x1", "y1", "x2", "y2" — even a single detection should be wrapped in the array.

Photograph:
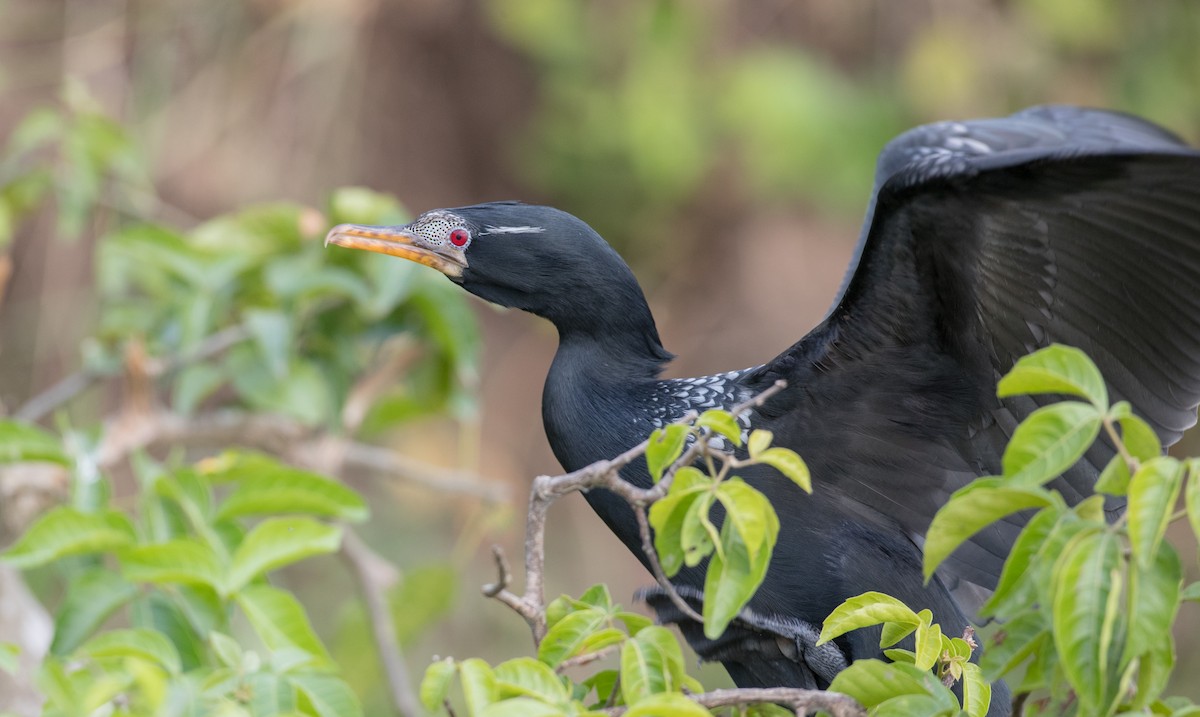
[{"x1": 449, "y1": 228, "x2": 470, "y2": 247}]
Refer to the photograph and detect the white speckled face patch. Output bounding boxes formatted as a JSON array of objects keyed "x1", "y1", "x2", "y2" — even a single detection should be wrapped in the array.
[{"x1": 409, "y1": 210, "x2": 467, "y2": 246}]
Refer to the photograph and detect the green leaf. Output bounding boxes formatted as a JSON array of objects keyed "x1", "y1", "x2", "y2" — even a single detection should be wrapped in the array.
[
  {"x1": 494, "y1": 657, "x2": 569, "y2": 702},
  {"x1": 981, "y1": 507, "x2": 1060, "y2": 618},
  {"x1": 0, "y1": 420, "x2": 69, "y2": 465},
  {"x1": 244, "y1": 308, "x2": 294, "y2": 379},
  {"x1": 620, "y1": 626, "x2": 686, "y2": 704},
  {"x1": 2, "y1": 507, "x2": 135, "y2": 569},
  {"x1": 1052, "y1": 529, "x2": 1121, "y2": 714},
  {"x1": 648, "y1": 467, "x2": 710, "y2": 576},
  {"x1": 1116, "y1": 413, "x2": 1162, "y2": 461},
  {"x1": 923, "y1": 481, "x2": 1055, "y2": 580},
  {"x1": 747, "y1": 429, "x2": 773, "y2": 458},
  {"x1": 1002, "y1": 402, "x2": 1102, "y2": 487},
  {"x1": 979, "y1": 610, "x2": 1047, "y2": 677},
  {"x1": 50, "y1": 568, "x2": 138, "y2": 656},
  {"x1": 391, "y1": 565, "x2": 458, "y2": 646},
  {"x1": 225, "y1": 517, "x2": 341, "y2": 594},
  {"x1": 236, "y1": 584, "x2": 332, "y2": 665},
  {"x1": 459, "y1": 658, "x2": 499, "y2": 715},
  {"x1": 422, "y1": 658, "x2": 456, "y2": 712},
  {"x1": 624, "y1": 692, "x2": 712, "y2": 717},
  {"x1": 119, "y1": 538, "x2": 224, "y2": 590},
  {"x1": 912, "y1": 621, "x2": 942, "y2": 671},
  {"x1": 1183, "y1": 582, "x2": 1200, "y2": 603},
  {"x1": 207, "y1": 453, "x2": 367, "y2": 522},
  {"x1": 245, "y1": 672, "x2": 297, "y2": 715},
  {"x1": 172, "y1": 363, "x2": 226, "y2": 415},
  {"x1": 961, "y1": 663, "x2": 991, "y2": 717},
  {"x1": 696, "y1": 409, "x2": 742, "y2": 447},
  {"x1": 0, "y1": 642, "x2": 18, "y2": 675},
  {"x1": 646, "y1": 424, "x2": 689, "y2": 483},
  {"x1": 290, "y1": 674, "x2": 363, "y2": 717},
  {"x1": 703, "y1": 480, "x2": 779, "y2": 638},
  {"x1": 755, "y1": 447, "x2": 811, "y2": 493},
  {"x1": 1127, "y1": 457, "x2": 1184, "y2": 568},
  {"x1": 998, "y1": 344, "x2": 1107, "y2": 409},
  {"x1": 819, "y1": 592, "x2": 919, "y2": 646},
  {"x1": 1124, "y1": 542, "x2": 1182, "y2": 664},
  {"x1": 79, "y1": 628, "x2": 181, "y2": 674},
  {"x1": 577, "y1": 584, "x2": 614, "y2": 611},
  {"x1": 480, "y1": 698, "x2": 568, "y2": 717},
  {"x1": 879, "y1": 620, "x2": 918, "y2": 649},
  {"x1": 1187, "y1": 468, "x2": 1200, "y2": 554},
  {"x1": 680, "y1": 492, "x2": 716, "y2": 568},
  {"x1": 209, "y1": 631, "x2": 243, "y2": 668},
  {"x1": 1095, "y1": 454, "x2": 1131, "y2": 496},
  {"x1": 828, "y1": 659, "x2": 958, "y2": 711},
  {"x1": 537, "y1": 608, "x2": 607, "y2": 668}
]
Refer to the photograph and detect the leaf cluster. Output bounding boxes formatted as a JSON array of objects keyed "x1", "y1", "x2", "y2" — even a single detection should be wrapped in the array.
[{"x1": 1, "y1": 431, "x2": 369, "y2": 717}]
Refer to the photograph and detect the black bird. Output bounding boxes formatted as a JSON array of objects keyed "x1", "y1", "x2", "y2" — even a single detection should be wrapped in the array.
[{"x1": 327, "y1": 106, "x2": 1200, "y2": 703}]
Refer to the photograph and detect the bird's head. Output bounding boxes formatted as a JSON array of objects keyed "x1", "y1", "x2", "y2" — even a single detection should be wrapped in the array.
[{"x1": 326, "y1": 202, "x2": 669, "y2": 359}]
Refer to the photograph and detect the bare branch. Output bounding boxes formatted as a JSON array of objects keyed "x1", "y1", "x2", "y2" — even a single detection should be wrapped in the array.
[
  {"x1": 341, "y1": 530, "x2": 418, "y2": 717},
  {"x1": 634, "y1": 506, "x2": 702, "y2": 624}
]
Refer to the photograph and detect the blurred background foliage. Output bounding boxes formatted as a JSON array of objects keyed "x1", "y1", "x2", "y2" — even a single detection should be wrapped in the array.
[{"x1": 0, "y1": 0, "x2": 1198, "y2": 713}]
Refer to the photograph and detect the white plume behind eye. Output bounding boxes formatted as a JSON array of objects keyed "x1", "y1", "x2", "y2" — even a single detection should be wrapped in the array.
[{"x1": 479, "y1": 225, "x2": 546, "y2": 235}]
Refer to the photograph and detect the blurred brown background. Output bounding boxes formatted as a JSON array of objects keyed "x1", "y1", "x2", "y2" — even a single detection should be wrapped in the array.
[{"x1": 2, "y1": 0, "x2": 1198, "y2": 711}]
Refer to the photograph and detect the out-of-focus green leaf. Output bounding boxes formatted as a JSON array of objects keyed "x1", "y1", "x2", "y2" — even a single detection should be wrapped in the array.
[
  {"x1": 50, "y1": 568, "x2": 138, "y2": 656},
  {"x1": 459, "y1": 658, "x2": 499, "y2": 716},
  {"x1": 290, "y1": 674, "x2": 363, "y2": 717},
  {"x1": 172, "y1": 363, "x2": 226, "y2": 415},
  {"x1": 0, "y1": 420, "x2": 68, "y2": 465},
  {"x1": 225, "y1": 517, "x2": 341, "y2": 594},
  {"x1": 79, "y1": 628, "x2": 181, "y2": 674},
  {"x1": 2, "y1": 507, "x2": 134, "y2": 568},
  {"x1": 0, "y1": 642, "x2": 18, "y2": 675},
  {"x1": 206, "y1": 452, "x2": 367, "y2": 523},
  {"x1": 1124, "y1": 542, "x2": 1182, "y2": 666},
  {"x1": 391, "y1": 565, "x2": 458, "y2": 646},
  {"x1": 236, "y1": 584, "x2": 332, "y2": 666},
  {"x1": 421, "y1": 658, "x2": 456, "y2": 712},
  {"x1": 747, "y1": 429, "x2": 772, "y2": 458},
  {"x1": 244, "y1": 308, "x2": 294, "y2": 379},
  {"x1": 1002, "y1": 402, "x2": 1102, "y2": 486},
  {"x1": 119, "y1": 538, "x2": 224, "y2": 590},
  {"x1": 328, "y1": 187, "x2": 409, "y2": 226},
  {"x1": 980, "y1": 610, "x2": 1047, "y2": 677}
]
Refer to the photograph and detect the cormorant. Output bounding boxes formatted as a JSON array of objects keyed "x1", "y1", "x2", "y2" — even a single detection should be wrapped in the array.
[{"x1": 326, "y1": 106, "x2": 1200, "y2": 704}]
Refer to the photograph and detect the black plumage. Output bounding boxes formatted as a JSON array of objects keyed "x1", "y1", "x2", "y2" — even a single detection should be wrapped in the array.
[{"x1": 327, "y1": 106, "x2": 1200, "y2": 706}]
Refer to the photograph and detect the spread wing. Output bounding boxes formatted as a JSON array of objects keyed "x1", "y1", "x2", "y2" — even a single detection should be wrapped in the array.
[{"x1": 752, "y1": 106, "x2": 1200, "y2": 588}]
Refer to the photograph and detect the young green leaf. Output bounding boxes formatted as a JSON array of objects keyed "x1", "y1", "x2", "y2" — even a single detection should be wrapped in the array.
[
  {"x1": 623, "y1": 692, "x2": 712, "y2": 717},
  {"x1": 680, "y1": 492, "x2": 717, "y2": 568},
  {"x1": 747, "y1": 429, "x2": 773, "y2": 459},
  {"x1": 620, "y1": 626, "x2": 686, "y2": 704},
  {"x1": 1094, "y1": 454, "x2": 1131, "y2": 496},
  {"x1": 646, "y1": 424, "x2": 689, "y2": 483},
  {"x1": 577, "y1": 584, "x2": 614, "y2": 611},
  {"x1": 755, "y1": 447, "x2": 811, "y2": 493},
  {"x1": 2, "y1": 507, "x2": 135, "y2": 569},
  {"x1": 1183, "y1": 582, "x2": 1200, "y2": 603},
  {"x1": 1116, "y1": 414, "x2": 1162, "y2": 461},
  {"x1": 494, "y1": 657, "x2": 570, "y2": 703},
  {"x1": 702, "y1": 482, "x2": 779, "y2": 638},
  {"x1": 236, "y1": 584, "x2": 333, "y2": 666},
  {"x1": 997, "y1": 344, "x2": 1107, "y2": 410},
  {"x1": 209, "y1": 631, "x2": 244, "y2": 669},
  {"x1": 225, "y1": 517, "x2": 342, "y2": 594},
  {"x1": 923, "y1": 481, "x2": 1055, "y2": 580},
  {"x1": 960, "y1": 662, "x2": 992, "y2": 717},
  {"x1": 1127, "y1": 457, "x2": 1184, "y2": 568},
  {"x1": 828, "y1": 659, "x2": 958, "y2": 711},
  {"x1": 912, "y1": 621, "x2": 942, "y2": 671},
  {"x1": 537, "y1": 608, "x2": 608, "y2": 668},
  {"x1": 1051, "y1": 529, "x2": 1121, "y2": 714},
  {"x1": 1001, "y1": 402, "x2": 1102, "y2": 487},
  {"x1": 818, "y1": 592, "x2": 919, "y2": 646},
  {"x1": 79, "y1": 628, "x2": 182, "y2": 674},
  {"x1": 0, "y1": 420, "x2": 69, "y2": 465},
  {"x1": 1124, "y1": 543, "x2": 1182, "y2": 666},
  {"x1": 1187, "y1": 467, "x2": 1200, "y2": 553},
  {"x1": 422, "y1": 658, "x2": 457, "y2": 712},
  {"x1": 981, "y1": 507, "x2": 1060, "y2": 618},
  {"x1": 648, "y1": 467, "x2": 710, "y2": 576},
  {"x1": 696, "y1": 409, "x2": 742, "y2": 447},
  {"x1": 479, "y1": 697, "x2": 569, "y2": 717}
]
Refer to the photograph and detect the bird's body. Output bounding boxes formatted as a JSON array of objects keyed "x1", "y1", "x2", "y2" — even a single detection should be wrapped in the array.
[{"x1": 327, "y1": 106, "x2": 1200, "y2": 707}]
